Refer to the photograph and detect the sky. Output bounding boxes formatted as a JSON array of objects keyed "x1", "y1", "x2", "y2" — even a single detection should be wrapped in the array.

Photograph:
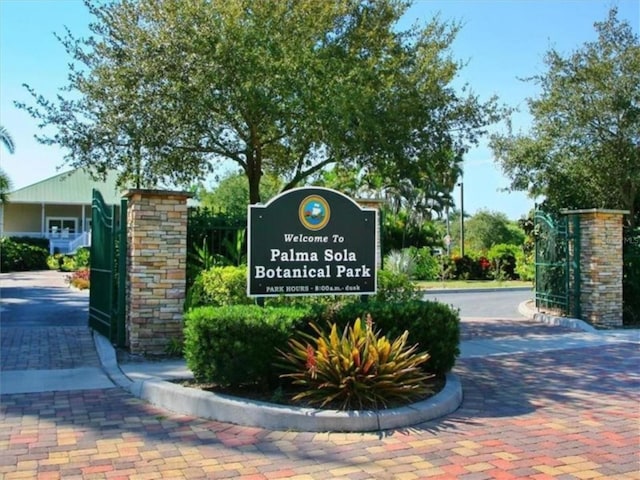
[{"x1": 1, "y1": 0, "x2": 638, "y2": 220}]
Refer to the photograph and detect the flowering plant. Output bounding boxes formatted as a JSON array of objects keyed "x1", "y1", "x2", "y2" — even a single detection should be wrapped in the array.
[{"x1": 279, "y1": 316, "x2": 432, "y2": 410}]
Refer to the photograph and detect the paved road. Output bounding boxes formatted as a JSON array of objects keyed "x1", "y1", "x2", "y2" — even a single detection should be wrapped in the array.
[
  {"x1": 0, "y1": 270, "x2": 89, "y2": 327},
  {"x1": 424, "y1": 288, "x2": 532, "y2": 318},
  {"x1": 1, "y1": 271, "x2": 638, "y2": 480}
]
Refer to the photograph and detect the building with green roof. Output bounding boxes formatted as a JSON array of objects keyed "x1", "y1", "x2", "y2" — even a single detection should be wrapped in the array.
[{"x1": 0, "y1": 168, "x2": 124, "y2": 254}]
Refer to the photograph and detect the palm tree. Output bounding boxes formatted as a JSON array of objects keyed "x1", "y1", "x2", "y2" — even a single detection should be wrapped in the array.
[
  {"x1": 0, "y1": 125, "x2": 15, "y2": 202},
  {"x1": 0, "y1": 126, "x2": 15, "y2": 154}
]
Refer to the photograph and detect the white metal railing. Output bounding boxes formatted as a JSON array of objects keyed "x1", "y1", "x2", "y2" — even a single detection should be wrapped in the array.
[{"x1": 67, "y1": 232, "x2": 90, "y2": 252}]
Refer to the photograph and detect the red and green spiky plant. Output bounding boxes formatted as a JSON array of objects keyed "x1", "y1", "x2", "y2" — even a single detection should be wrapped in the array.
[{"x1": 279, "y1": 315, "x2": 433, "y2": 411}]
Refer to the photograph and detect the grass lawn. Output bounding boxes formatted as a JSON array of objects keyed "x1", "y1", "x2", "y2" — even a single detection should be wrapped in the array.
[{"x1": 415, "y1": 279, "x2": 533, "y2": 290}]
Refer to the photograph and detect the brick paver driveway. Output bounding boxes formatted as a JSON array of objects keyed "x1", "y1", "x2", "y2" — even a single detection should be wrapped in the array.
[{"x1": 1, "y1": 272, "x2": 638, "y2": 479}]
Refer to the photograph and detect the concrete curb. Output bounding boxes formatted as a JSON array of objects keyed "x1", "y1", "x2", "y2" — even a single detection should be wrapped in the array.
[
  {"x1": 129, "y1": 373, "x2": 462, "y2": 433},
  {"x1": 93, "y1": 334, "x2": 463, "y2": 432},
  {"x1": 93, "y1": 332, "x2": 134, "y2": 389},
  {"x1": 518, "y1": 300, "x2": 597, "y2": 333},
  {"x1": 423, "y1": 286, "x2": 532, "y2": 295}
]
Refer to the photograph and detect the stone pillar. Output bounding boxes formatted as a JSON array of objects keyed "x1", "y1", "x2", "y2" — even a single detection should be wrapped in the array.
[
  {"x1": 356, "y1": 198, "x2": 384, "y2": 270},
  {"x1": 125, "y1": 189, "x2": 191, "y2": 356},
  {"x1": 565, "y1": 209, "x2": 628, "y2": 328}
]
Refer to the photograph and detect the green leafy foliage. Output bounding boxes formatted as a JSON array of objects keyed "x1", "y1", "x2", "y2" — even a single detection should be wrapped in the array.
[
  {"x1": 382, "y1": 211, "x2": 445, "y2": 254},
  {"x1": 198, "y1": 171, "x2": 282, "y2": 222},
  {"x1": 185, "y1": 266, "x2": 252, "y2": 310},
  {"x1": 329, "y1": 300, "x2": 460, "y2": 375},
  {"x1": 410, "y1": 247, "x2": 441, "y2": 281},
  {"x1": 491, "y1": 8, "x2": 640, "y2": 228},
  {"x1": 183, "y1": 305, "x2": 312, "y2": 389},
  {"x1": 515, "y1": 250, "x2": 535, "y2": 282},
  {"x1": 186, "y1": 207, "x2": 246, "y2": 287},
  {"x1": 449, "y1": 210, "x2": 525, "y2": 253},
  {"x1": 384, "y1": 249, "x2": 417, "y2": 278},
  {"x1": 47, "y1": 248, "x2": 91, "y2": 272},
  {"x1": 373, "y1": 270, "x2": 421, "y2": 303},
  {"x1": 487, "y1": 243, "x2": 521, "y2": 280},
  {"x1": 279, "y1": 317, "x2": 432, "y2": 410},
  {"x1": 19, "y1": 0, "x2": 502, "y2": 205},
  {"x1": 0, "y1": 238, "x2": 48, "y2": 272}
]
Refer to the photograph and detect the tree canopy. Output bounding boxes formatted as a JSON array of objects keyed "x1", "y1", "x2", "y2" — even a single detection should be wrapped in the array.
[
  {"x1": 448, "y1": 209, "x2": 525, "y2": 253},
  {"x1": 0, "y1": 126, "x2": 15, "y2": 202},
  {"x1": 197, "y1": 171, "x2": 282, "y2": 222},
  {"x1": 19, "y1": 0, "x2": 501, "y2": 204},
  {"x1": 490, "y1": 8, "x2": 640, "y2": 227}
]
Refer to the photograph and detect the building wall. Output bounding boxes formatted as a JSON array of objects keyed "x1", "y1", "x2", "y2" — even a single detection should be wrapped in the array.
[
  {"x1": 2, "y1": 203, "x2": 91, "y2": 235},
  {"x1": 3, "y1": 203, "x2": 42, "y2": 233}
]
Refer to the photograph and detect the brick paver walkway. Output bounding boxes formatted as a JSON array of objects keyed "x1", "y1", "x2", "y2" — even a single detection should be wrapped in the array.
[
  {"x1": 1, "y1": 271, "x2": 638, "y2": 479},
  {"x1": 1, "y1": 342, "x2": 638, "y2": 479}
]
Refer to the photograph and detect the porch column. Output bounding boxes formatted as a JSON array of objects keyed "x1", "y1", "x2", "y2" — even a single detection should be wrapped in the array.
[
  {"x1": 125, "y1": 189, "x2": 191, "y2": 356},
  {"x1": 564, "y1": 209, "x2": 628, "y2": 328},
  {"x1": 41, "y1": 203, "x2": 45, "y2": 236}
]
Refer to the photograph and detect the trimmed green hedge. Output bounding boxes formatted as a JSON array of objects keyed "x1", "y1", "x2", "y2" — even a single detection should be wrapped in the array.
[
  {"x1": 0, "y1": 237, "x2": 49, "y2": 272},
  {"x1": 328, "y1": 300, "x2": 460, "y2": 375},
  {"x1": 184, "y1": 305, "x2": 313, "y2": 388},
  {"x1": 185, "y1": 265, "x2": 252, "y2": 310}
]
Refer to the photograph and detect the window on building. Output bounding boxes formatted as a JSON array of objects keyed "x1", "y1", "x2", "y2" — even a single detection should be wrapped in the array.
[{"x1": 47, "y1": 218, "x2": 77, "y2": 237}]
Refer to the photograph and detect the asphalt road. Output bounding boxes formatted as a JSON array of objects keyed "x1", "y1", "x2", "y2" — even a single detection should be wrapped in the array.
[
  {"x1": 0, "y1": 270, "x2": 89, "y2": 327},
  {"x1": 423, "y1": 288, "x2": 533, "y2": 318}
]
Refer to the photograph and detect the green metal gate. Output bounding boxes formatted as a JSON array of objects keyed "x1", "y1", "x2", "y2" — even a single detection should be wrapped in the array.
[
  {"x1": 534, "y1": 210, "x2": 581, "y2": 318},
  {"x1": 89, "y1": 189, "x2": 128, "y2": 347}
]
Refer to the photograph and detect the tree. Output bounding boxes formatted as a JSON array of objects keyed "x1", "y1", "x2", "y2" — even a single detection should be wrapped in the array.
[
  {"x1": 0, "y1": 126, "x2": 15, "y2": 202},
  {"x1": 0, "y1": 126, "x2": 15, "y2": 154},
  {"x1": 448, "y1": 209, "x2": 525, "y2": 253},
  {"x1": 491, "y1": 8, "x2": 640, "y2": 227},
  {"x1": 199, "y1": 171, "x2": 282, "y2": 222},
  {"x1": 19, "y1": 0, "x2": 501, "y2": 203}
]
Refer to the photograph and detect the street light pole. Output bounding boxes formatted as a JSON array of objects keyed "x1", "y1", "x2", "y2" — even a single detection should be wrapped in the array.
[{"x1": 458, "y1": 181, "x2": 464, "y2": 257}]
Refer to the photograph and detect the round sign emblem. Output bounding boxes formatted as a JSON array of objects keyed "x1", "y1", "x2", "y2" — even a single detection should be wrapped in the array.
[{"x1": 299, "y1": 195, "x2": 330, "y2": 231}]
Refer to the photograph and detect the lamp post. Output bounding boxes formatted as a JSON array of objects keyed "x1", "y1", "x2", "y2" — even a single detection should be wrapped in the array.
[{"x1": 458, "y1": 181, "x2": 464, "y2": 257}]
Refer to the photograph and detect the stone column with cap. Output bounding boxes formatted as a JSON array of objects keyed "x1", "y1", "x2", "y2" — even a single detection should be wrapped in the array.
[
  {"x1": 565, "y1": 208, "x2": 628, "y2": 328},
  {"x1": 125, "y1": 189, "x2": 191, "y2": 355}
]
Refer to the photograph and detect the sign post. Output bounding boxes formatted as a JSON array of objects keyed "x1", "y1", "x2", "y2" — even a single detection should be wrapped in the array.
[{"x1": 248, "y1": 187, "x2": 377, "y2": 297}]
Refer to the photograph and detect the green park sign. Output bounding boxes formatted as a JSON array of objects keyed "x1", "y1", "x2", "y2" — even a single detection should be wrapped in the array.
[{"x1": 248, "y1": 187, "x2": 377, "y2": 297}]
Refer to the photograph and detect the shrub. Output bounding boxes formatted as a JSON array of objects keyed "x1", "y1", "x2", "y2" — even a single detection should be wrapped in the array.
[
  {"x1": 67, "y1": 268, "x2": 90, "y2": 290},
  {"x1": 185, "y1": 265, "x2": 252, "y2": 310},
  {"x1": 184, "y1": 305, "x2": 313, "y2": 388},
  {"x1": 47, "y1": 253, "x2": 63, "y2": 270},
  {"x1": 279, "y1": 317, "x2": 432, "y2": 410},
  {"x1": 487, "y1": 243, "x2": 521, "y2": 280},
  {"x1": 372, "y1": 270, "x2": 421, "y2": 303},
  {"x1": 450, "y1": 254, "x2": 487, "y2": 280},
  {"x1": 0, "y1": 238, "x2": 49, "y2": 272},
  {"x1": 74, "y1": 247, "x2": 91, "y2": 269},
  {"x1": 515, "y1": 250, "x2": 535, "y2": 282},
  {"x1": 47, "y1": 248, "x2": 91, "y2": 272},
  {"x1": 9, "y1": 236, "x2": 49, "y2": 249},
  {"x1": 384, "y1": 249, "x2": 417, "y2": 277},
  {"x1": 329, "y1": 300, "x2": 460, "y2": 375},
  {"x1": 410, "y1": 247, "x2": 440, "y2": 281}
]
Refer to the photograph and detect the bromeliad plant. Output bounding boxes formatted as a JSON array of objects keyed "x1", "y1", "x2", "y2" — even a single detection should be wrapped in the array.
[{"x1": 279, "y1": 316, "x2": 433, "y2": 411}]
